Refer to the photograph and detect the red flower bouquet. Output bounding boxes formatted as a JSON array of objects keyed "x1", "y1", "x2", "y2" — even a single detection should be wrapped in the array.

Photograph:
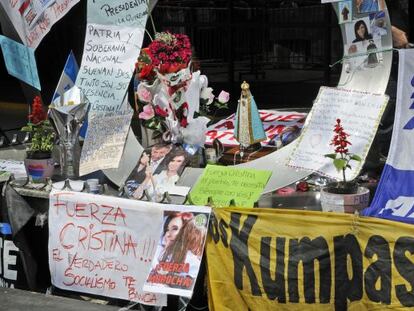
[
  {"x1": 324, "y1": 119, "x2": 361, "y2": 194},
  {"x1": 21, "y1": 96, "x2": 55, "y2": 159}
]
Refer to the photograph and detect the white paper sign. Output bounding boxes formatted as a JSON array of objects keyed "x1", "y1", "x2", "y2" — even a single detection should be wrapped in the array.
[
  {"x1": 75, "y1": 23, "x2": 144, "y2": 116},
  {"x1": 48, "y1": 190, "x2": 167, "y2": 306},
  {"x1": 87, "y1": 0, "x2": 149, "y2": 27},
  {"x1": 288, "y1": 87, "x2": 388, "y2": 180},
  {"x1": 79, "y1": 106, "x2": 133, "y2": 176},
  {"x1": 0, "y1": 0, "x2": 80, "y2": 49}
]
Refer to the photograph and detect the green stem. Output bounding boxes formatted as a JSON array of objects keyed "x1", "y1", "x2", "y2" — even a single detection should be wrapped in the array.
[{"x1": 341, "y1": 153, "x2": 347, "y2": 183}]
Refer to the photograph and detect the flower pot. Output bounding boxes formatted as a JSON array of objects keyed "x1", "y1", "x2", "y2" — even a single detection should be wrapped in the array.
[
  {"x1": 24, "y1": 157, "x2": 54, "y2": 182},
  {"x1": 320, "y1": 186, "x2": 370, "y2": 214}
]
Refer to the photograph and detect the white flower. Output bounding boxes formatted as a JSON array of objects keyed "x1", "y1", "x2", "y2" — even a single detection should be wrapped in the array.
[
  {"x1": 217, "y1": 90, "x2": 230, "y2": 103},
  {"x1": 200, "y1": 87, "x2": 214, "y2": 105}
]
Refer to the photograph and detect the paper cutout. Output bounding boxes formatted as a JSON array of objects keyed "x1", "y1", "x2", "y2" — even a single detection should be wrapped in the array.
[
  {"x1": 288, "y1": 86, "x2": 388, "y2": 180},
  {"x1": 189, "y1": 164, "x2": 271, "y2": 207},
  {"x1": 0, "y1": 35, "x2": 40, "y2": 90}
]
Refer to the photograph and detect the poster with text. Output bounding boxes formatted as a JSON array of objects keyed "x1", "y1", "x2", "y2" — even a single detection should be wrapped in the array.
[
  {"x1": 288, "y1": 87, "x2": 388, "y2": 180},
  {"x1": 143, "y1": 205, "x2": 211, "y2": 297},
  {"x1": 48, "y1": 190, "x2": 167, "y2": 306},
  {"x1": 0, "y1": 0, "x2": 80, "y2": 49}
]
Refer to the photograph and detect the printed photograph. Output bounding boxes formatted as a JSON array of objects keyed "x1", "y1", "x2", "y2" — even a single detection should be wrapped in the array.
[
  {"x1": 355, "y1": 0, "x2": 385, "y2": 14},
  {"x1": 345, "y1": 17, "x2": 372, "y2": 44},
  {"x1": 338, "y1": 1, "x2": 352, "y2": 24},
  {"x1": 144, "y1": 211, "x2": 209, "y2": 295},
  {"x1": 369, "y1": 11, "x2": 388, "y2": 38},
  {"x1": 125, "y1": 143, "x2": 190, "y2": 199}
]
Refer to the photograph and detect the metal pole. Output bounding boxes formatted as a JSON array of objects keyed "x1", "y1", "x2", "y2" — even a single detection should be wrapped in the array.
[{"x1": 324, "y1": 4, "x2": 332, "y2": 85}]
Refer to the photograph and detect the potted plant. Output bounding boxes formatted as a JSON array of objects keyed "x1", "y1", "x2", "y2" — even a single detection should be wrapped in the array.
[
  {"x1": 320, "y1": 119, "x2": 370, "y2": 213},
  {"x1": 21, "y1": 96, "x2": 55, "y2": 181}
]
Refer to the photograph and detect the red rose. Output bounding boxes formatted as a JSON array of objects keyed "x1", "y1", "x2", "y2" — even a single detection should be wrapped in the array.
[
  {"x1": 139, "y1": 64, "x2": 155, "y2": 80},
  {"x1": 154, "y1": 106, "x2": 168, "y2": 118}
]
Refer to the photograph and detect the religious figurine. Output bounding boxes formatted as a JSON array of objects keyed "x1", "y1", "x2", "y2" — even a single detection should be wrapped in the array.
[{"x1": 234, "y1": 81, "x2": 266, "y2": 155}]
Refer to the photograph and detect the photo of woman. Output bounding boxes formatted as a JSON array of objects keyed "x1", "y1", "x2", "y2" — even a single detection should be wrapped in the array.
[
  {"x1": 144, "y1": 210, "x2": 210, "y2": 295},
  {"x1": 352, "y1": 20, "x2": 373, "y2": 43},
  {"x1": 131, "y1": 149, "x2": 189, "y2": 200}
]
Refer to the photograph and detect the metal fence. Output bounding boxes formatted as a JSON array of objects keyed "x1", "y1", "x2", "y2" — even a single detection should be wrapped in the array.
[{"x1": 151, "y1": 2, "x2": 342, "y2": 107}]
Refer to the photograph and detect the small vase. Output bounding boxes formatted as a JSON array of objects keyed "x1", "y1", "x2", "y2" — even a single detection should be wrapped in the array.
[
  {"x1": 24, "y1": 157, "x2": 54, "y2": 182},
  {"x1": 320, "y1": 186, "x2": 370, "y2": 213}
]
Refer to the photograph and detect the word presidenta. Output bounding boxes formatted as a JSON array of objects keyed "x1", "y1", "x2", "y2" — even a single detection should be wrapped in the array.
[{"x1": 211, "y1": 213, "x2": 414, "y2": 310}]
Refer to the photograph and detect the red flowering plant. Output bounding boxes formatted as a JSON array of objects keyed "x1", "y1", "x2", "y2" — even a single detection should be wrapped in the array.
[
  {"x1": 324, "y1": 119, "x2": 361, "y2": 194},
  {"x1": 21, "y1": 96, "x2": 55, "y2": 159}
]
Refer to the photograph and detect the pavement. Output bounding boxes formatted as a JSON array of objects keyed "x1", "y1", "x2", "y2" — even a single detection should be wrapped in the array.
[{"x1": 0, "y1": 288, "x2": 119, "y2": 311}]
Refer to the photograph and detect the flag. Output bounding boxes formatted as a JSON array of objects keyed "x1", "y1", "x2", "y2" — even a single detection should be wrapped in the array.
[
  {"x1": 362, "y1": 49, "x2": 414, "y2": 224},
  {"x1": 52, "y1": 50, "x2": 79, "y2": 102}
]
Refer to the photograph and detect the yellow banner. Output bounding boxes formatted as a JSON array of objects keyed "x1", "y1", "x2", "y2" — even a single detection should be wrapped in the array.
[{"x1": 207, "y1": 208, "x2": 414, "y2": 310}]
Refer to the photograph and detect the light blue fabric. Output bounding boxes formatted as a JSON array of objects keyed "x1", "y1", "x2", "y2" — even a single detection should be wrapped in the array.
[{"x1": 359, "y1": 0, "x2": 379, "y2": 13}]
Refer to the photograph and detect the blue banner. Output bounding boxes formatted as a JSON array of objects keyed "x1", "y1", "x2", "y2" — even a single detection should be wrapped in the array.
[{"x1": 363, "y1": 49, "x2": 414, "y2": 224}]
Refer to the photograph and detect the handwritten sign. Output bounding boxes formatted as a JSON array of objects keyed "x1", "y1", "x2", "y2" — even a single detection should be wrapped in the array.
[
  {"x1": 79, "y1": 105, "x2": 133, "y2": 176},
  {"x1": 143, "y1": 205, "x2": 211, "y2": 297},
  {"x1": 189, "y1": 165, "x2": 271, "y2": 207},
  {"x1": 288, "y1": 87, "x2": 388, "y2": 180},
  {"x1": 48, "y1": 191, "x2": 167, "y2": 306},
  {"x1": 0, "y1": 0, "x2": 80, "y2": 49},
  {"x1": 75, "y1": 23, "x2": 144, "y2": 115},
  {"x1": 0, "y1": 35, "x2": 40, "y2": 90},
  {"x1": 88, "y1": 0, "x2": 148, "y2": 27}
]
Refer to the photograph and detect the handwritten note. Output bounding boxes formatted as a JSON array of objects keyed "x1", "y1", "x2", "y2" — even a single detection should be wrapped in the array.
[
  {"x1": 79, "y1": 105, "x2": 133, "y2": 176},
  {"x1": 189, "y1": 165, "x2": 271, "y2": 207},
  {"x1": 88, "y1": 0, "x2": 149, "y2": 27},
  {"x1": 288, "y1": 87, "x2": 388, "y2": 180},
  {"x1": 48, "y1": 191, "x2": 167, "y2": 306},
  {"x1": 0, "y1": 0, "x2": 80, "y2": 49},
  {"x1": 75, "y1": 23, "x2": 144, "y2": 115},
  {"x1": 0, "y1": 35, "x2": 40, "y2": 90}
]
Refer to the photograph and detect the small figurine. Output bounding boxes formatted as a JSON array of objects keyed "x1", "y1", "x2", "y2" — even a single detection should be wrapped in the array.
[{"x1": 234, "y1": 81, "x2": 266, "y2": 157}]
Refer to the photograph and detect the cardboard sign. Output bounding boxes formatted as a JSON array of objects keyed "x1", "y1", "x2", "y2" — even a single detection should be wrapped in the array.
[
  {"x1": 0, "y1": 35, "x2": 40, "y2": 90},
  {"x1": 143, "y1": 205, "x2": 211, "y2": 297},
  {"x1": 189, "y1": 165, "x2": 271, "y2": 207},
  {"x1": 288, "y1": 87, "x2": 388, "y2": 180},
  {"x1": 48, "y1": 191, "x2": 167, "y2": 306},
  {"x1": 208, "y1": 207, "x2": 414, "y2": 310},
  {"x1": 0, "y1": 0, "x2": 80, "y2": 49}
]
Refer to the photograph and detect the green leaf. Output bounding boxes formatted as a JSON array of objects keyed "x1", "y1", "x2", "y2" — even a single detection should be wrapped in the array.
[
  {"x1": 324, "y1": 153, "x2": 337, "y2": 160},
  {"x1": 333, "y1": 158, "x2": 347, "y2": 171},
  {"x1": 350, "y1": 154, "x2": 362, "y2": 161}
]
